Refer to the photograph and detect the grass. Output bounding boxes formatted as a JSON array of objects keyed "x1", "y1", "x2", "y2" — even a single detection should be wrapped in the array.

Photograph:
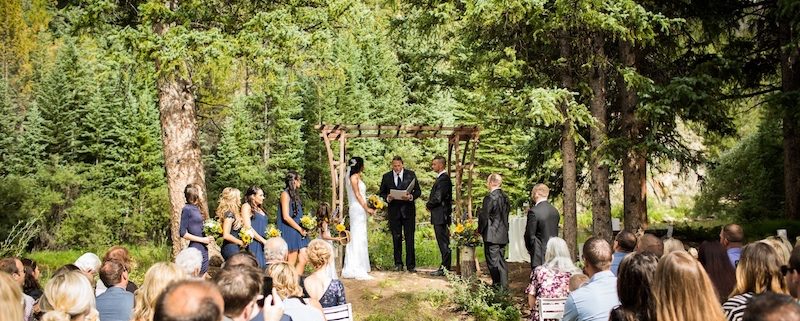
[
  {"x1": 361, "y1": 290, "x2": 460, "y2": 321},
  {"x1": 26, "y1": 244, "x2": 170, "y2": 285}
]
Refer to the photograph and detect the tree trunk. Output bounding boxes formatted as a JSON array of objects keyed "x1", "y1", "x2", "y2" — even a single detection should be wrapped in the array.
[
  {"x1": 779, "y1": 17, "x2": 800, "y2": 220},
  {"x1": 619, "y1": 41, "x2": 648, "y2": 233},
  {"x1": 155, "y1": 13, "x2": 209, "y2": 257},
  {"x1": 588, "y1": 33, "x2": 612, "y2": 243},
  {"x1": 559, "y1": 34, "x2": 578, "y2": 260}
]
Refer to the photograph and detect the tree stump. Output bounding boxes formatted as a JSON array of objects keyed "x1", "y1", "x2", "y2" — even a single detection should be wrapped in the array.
[{"x1": 459, "y1": 246, "x2": 477, "y2": 278}]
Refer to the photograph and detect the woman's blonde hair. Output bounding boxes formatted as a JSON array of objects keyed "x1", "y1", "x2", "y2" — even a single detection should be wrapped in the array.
[
  {"x1": 0, "y1": 272, "x2": 23, "y2": 321},
  {"x1": 663, "y1": 238, "x2": 686, "y2": 255},
  {"x1": 307, "y1": 239, "x2": 332, "y2": 269},
  {"x1": 216, "y1": 187, "x2": 243, "y2": 229},
  {"x1": 131, "y1": 262, "x2": 187, "y2": 321},
  {"x1": 763, "y1": 237, "x2": 792, "y2": 265},
  {"x1": 268, "y1": 262, "x2": 303, "y2": 298},
  {"x1": 544, "y1": 237, "x2": 581, "y2": 273},
  {"x1": 41, "y1": 270, "x2": 99, "y2": 321},
  {"x1": 731, "y1": 241, "x2": 789, "y2": 297},
  {"x1": 653, "y1": 251, "x2": 725, "y2": 321}
]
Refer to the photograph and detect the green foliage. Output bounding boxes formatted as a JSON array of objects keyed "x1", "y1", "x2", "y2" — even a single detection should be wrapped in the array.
[
  {"x1": 368, "y1": 222, "x2": 442, "y2": 269},
  {"x1": 695, "y1": 117, "x2": 784, "y2": 220},
  {"x1": 447, "y1": 272, "x2": 521, "y2": 321}
]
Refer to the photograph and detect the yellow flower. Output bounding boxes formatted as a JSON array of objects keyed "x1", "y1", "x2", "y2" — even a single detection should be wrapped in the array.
[
  {"x1": 267, "y1": 224, "x2": 281, "y2": 238},
  {"x1": 336, "y1": 223, "x2": 346, "y2": 232},
  {"x1": 454, "y1": 224, "x2": 465, "y2": 234}
]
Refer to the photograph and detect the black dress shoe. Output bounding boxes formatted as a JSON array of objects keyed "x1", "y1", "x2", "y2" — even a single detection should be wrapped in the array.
[
  {"x1": 407, "y1": 267, "x2": 417, "y2": 273},
  {"x1": 393, "y1": 265, "x2": 404, "y2": 272},
  {"x1": 430, "y1": 269, "x2": 445, "y2": 276}
]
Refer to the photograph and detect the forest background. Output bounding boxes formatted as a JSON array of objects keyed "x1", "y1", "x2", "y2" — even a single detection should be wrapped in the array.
[{"x1": 0, "y1": 0, "x2": 798, "y2": 258}]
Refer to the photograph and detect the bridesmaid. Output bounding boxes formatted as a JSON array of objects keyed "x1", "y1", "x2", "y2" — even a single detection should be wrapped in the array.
[
  {"x1": 217, "y1": 187, "x2": 245, "y2": 260},
  {"x1": 278, "y1": 171, "x2": 309, "y2": 274},
  {"x1": 179, "y1": 184, "x2": 212, "y2": 275},
  {"x1": 241, "y1": 186, "x2": 269, "y2": 268}
]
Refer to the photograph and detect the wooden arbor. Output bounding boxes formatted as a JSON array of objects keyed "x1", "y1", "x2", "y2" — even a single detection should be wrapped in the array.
[{"x1": 315, "y1": 125, "x2": 481, "y2": 223}]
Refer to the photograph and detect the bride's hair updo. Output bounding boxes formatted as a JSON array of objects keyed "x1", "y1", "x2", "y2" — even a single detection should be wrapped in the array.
[{"x1": 349, "y1": 157, "x2": 364, "y2": 177}]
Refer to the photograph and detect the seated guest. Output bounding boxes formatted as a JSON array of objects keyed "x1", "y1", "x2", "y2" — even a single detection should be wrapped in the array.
[
  {"x1": 609, "y1": 253, "x2": 658, "y2": 321},
  {"x1": 214, "y1": 265, "x2": 287, "y2": 321},
  {"x1": 153, "y1": 280, "x2": 224, "y2": 321},
  {"x1": 763, "y1": 237, "x2": 791, "y2": 265},
  {"x1": 653, "y1": 251, "x2": 725, "y2": 321},
  {"x1": 742, "y1": 292, "x2": 800, "y2": 321},
  {"x1": 96, "y1": 246, "x2": 139, "y2": 295},
  {"x1": 0, "y1": 272, "x2": 24, "y2": 321},
  {"x1": 787, "y1": 245, "x2": 800, "y2": 299},
  {"x1": 305, "y1": 239, "x2": 346, "y2": 308},
  {"x1": 610, "y1": 231, "x2": 637, "y2": 275},
  {"x1": 268, "y1": 262, "x2": 325, "y2": 321},
  {"x1": 568, "y1": 274, "x2": 589, "y2": 291},
  {"x1": 663, "y1": 237, "x2": 686, "y2": 255},
  {"x1": 636, "y1": 234, "x2": 663, "y2": 258},
  {"x1": 1, "y1": 257, "x2": 34, "y2": 321},
  {"x1": 175, "y1": 247, "x2": 203, "y2": 278},
  {"x1": 40, "y1": 270, "x2": 100, "y2": 321},
  {"x1": 74, "y1": 253, "x2": 101, "y2": 287},
  {"x1": 265, "y1": 237, "x2": 290, "y2": 267},
  {"x1": 131, "y1": 263, "x2": 187, "y2": 321},
  {"x1": 699, "y1": 240, "x2": 736, "y2": 303},
  {"x1": 22, "y1": 258, "x2": 43, "y2": 300},
  {"x1": 723, "y1": 242, "x2": 789, "y2": 321},
  {"x1": 96, "y1": 260, "x2": 134, "y2": 321},
  {"x1": 525, "y1": 237, "x2": 580, "y2": 321},
  {"x1": 223, "y1": 252, "x2": 260, "y2": 268},
  {"x1": 721, "y1": 224, "x2": 744, "y2": 267},
  {"x1": 562, "y1": 237, "x2": 619, "y2": 321}
]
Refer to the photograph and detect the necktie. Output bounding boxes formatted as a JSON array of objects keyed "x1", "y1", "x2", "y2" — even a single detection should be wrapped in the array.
[{"x1": 396, "y1": 173, "x2": 401, "y2": 186}]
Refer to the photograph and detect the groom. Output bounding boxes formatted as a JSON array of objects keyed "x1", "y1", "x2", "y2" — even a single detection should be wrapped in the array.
[{"x1": 379, "y1": 156, "x2": 422, "y2": 272}]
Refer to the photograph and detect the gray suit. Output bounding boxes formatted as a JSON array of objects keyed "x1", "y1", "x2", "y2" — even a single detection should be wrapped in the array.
[
  {"x1": 96, "y1": 286, "x2": 134, "y2": 321},
  {"x1": 524, "y1": 200, "x2": 561, "y2": 269}
]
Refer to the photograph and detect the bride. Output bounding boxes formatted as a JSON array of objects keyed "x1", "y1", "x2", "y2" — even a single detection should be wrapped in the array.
[{"x1": 341, "y1": 157, "x2": 376, "y2": 280}]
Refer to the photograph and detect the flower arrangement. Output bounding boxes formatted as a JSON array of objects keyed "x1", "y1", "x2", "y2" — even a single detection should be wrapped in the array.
[
  {"x1": 239, "y1": 228, "x2": 254, "y2": 247},
  {"x1": 266, "y1": 224, "x2": 281, "y2": 238},
  {"x1": 367, "y1": 194, "x2": 386, "y2": 210},
  {"x1": 203, "y1": 219, "x2": 223, "y2": 245},
  {"x1": 335, "y1": 223, "x2": 346, "y2": 233},
  {"x1": 300, "y1": 215, "x2": 318, "y2": 238},
  {"x1": 451, "y1": 219, "x2": 481, "y2": 247}
]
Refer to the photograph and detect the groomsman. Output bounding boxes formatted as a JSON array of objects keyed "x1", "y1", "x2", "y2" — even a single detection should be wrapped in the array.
[
  {"x1": 426, "y1": 156, "x2": 452, "y2": 276},
  {"x1": 379, "y1": 156, "x2": 422, "y2": 272},
  {"x1": 524, "y1": 183, "x2": 560, "y2": 269},
  {"x1": 477, "y1": 173, "x2": 510, "y2": 290}
]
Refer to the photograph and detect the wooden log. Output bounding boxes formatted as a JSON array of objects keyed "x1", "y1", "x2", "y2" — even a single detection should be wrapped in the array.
[{"x1": 459, "y1": 246, "x2": 477, "y2": 279}]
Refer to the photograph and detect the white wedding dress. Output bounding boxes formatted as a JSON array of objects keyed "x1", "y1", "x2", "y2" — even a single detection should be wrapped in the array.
[{"x1": 341, "y1": 177, "x2": 373, "y2": 280}]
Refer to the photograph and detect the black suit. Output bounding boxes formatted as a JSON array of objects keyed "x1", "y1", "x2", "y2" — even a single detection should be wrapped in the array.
[
  {"x1": 426, "y1": 172, "x2": 452, "y2": 270},
  {"x1": 379, "y1": 169, "x2": 422, "y2": 269},
  {"x1": 524, "y1": 200, "x2": 560, "y2": 269},
  {"x1": 477, "y1": 188, "x2": 510, "y2": 290}
]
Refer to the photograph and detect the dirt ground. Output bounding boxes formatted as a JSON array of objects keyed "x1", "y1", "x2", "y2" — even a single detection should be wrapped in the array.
[{"x1": 341, "y1": 262, "x2": 533, "y2": 321}]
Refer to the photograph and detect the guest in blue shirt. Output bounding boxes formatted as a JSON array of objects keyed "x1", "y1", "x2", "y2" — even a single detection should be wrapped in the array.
[
  {"x1": 721, "y1": 224, "x2": 744, "y2": 267},
  {"x1": 563, "y1": 237, "x2": 620, "y2": 321},
  {"x1": 610, "y1": 231, "x2": 637, "y2": 275},
  {"x1": 96, "y1": 260, "x2": 134, "y2": 321}
]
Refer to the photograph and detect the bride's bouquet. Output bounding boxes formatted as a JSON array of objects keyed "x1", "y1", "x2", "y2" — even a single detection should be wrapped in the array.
[
  {"x1": 367, "y1": 194, "x2": 386, "y2": 211},
  {"x1": 202, "y1": 219, "x2": 224, "y2": 246}
]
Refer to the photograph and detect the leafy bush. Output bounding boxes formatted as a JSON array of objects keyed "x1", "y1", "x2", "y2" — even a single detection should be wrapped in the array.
[
  {"x1": 447, "y1": 272, "x2": 521, "y2": 321},
  {"x1": 694, "y1": 119, "x2": 784, "y2": 220}
]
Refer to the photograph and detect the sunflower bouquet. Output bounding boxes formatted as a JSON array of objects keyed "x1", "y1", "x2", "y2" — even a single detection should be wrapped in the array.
[
  {"x1": 300, "y1": 215, "x2": 318, "y2": 238},
  {"x1": 334, "y1": 221, "x2": 351, "y2": 245},
  {"x1": 266, "y1": 224, "x2": 281, "y2": 238},
  {"x1": 367, "y1": 194, "x2": 386, "y2": 211},
  {"x1": 239, "y1": 228, "x2": 254, "y2": 247},
  {"x1": 451, "y1": 219, "x2": 481, "y2": 247}
]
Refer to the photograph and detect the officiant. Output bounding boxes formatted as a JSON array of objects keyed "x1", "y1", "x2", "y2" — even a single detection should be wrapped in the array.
[{"x1": 379, "y1": 156, "x2": 422, "y2": 272}]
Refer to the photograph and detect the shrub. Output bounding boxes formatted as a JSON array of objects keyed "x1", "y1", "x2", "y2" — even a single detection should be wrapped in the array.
[{"x1": 447, "y1": 272, "x2": 521, "y2": 321}]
